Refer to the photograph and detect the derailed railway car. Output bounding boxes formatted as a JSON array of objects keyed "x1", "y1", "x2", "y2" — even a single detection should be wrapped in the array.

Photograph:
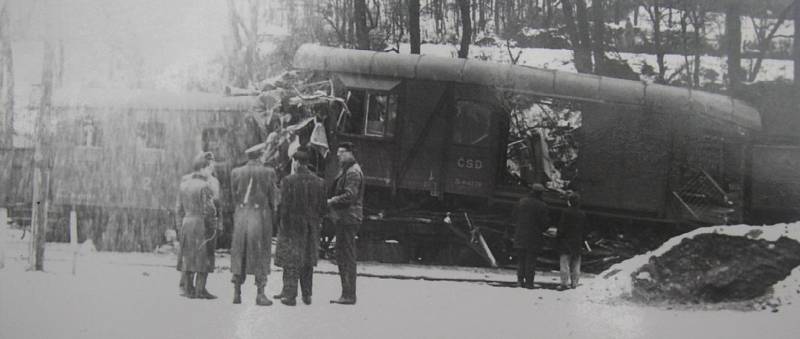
[{"x1": 293, "y1": 44, "x2": 770, "y2": 267}]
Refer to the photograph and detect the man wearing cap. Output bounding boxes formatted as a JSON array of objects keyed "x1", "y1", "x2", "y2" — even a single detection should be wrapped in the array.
[
  {"x1": 176, "y1": 152, "x2": 219, "y2": 299},
  {"x1": 512, "y1": 183, "x2": 550, "y2": 289},
  {"x1": 177, "y1": 152, "x2": 221, "y2": 297},
  {"x1": 327, "y1": 141, "x2": 364, "y2": 305},
  {"x1": 274, "y1": 147, "x2": 327, "y2": 306},
  {"x1": 556, "y1": 192, "x2": 586, "y2": 289},
  {"x1": 230, "y1": 142, "x2": 279, "y2": 306}
]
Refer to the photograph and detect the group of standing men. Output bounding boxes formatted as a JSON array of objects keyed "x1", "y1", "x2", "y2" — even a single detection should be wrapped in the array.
[
  {"x1": 512, "y1": 183, "x2": 585, "y2": 290},
  {"x1": 175, "y1": 141, "x2": 364, "y2": 306}
]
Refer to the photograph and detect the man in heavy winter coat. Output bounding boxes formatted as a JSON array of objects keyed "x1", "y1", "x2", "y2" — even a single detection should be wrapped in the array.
[
  {"x1": 176, "y1": 152, "x2": 219, "y2": 299},
  {"x1": 274, "y1": 148, "x2": 327, "y2": 306},
  {"x1": 512, "y1": 183, "x2": 550, "y2": 289},
  {"x1": 230, "y1": 143, "x2": 279, "y2": 306},
  {"x1": 556, "y1": 192, "x2": 586, "y2": 289},
  {"x1": 327, "y1": 141, "x2": 364, "y2": 305}
]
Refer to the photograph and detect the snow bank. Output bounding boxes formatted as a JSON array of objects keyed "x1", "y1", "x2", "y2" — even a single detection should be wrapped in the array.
[{"x1": 581, "y1": 222, "x2": 800, "y2": 311}]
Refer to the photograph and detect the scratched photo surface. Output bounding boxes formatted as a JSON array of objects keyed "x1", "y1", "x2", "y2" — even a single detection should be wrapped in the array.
[{"x1": 2, "y1": 1, "x2": 800, "y2": 338}]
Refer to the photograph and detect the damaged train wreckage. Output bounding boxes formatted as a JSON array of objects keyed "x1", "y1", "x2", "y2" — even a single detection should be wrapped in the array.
[{"x1": 3, "y1": 44, "x2": 798, "y2": 272}]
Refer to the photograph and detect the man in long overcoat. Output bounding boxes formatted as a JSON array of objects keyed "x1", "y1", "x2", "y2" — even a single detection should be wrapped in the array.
[
  {"x1": 177, "y1": 152, "x2": 220, "y2": 297},
  {"x1": 274, "y1": 148, "x2": 326, "y2": 306},
  {"x1": 230, "y1": 143, "x2": 279, "y2": 306},
  {"x1": 176, "y1": 153, "x2": 218, "y2": 299},
  {"x1": 512, "y1": 183, "x2": 550, "y2": 289},
  {"x1": 327, "y1": 141, "x2": 364, "y2": 305},
  {"x1": 556, "y1": 192, "x2": 586, "y2": 289}
]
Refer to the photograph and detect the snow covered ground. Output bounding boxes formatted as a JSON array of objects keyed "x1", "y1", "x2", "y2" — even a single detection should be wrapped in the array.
[{"x1": 2, "y1": 225, "x2": 800, "y2": 339}]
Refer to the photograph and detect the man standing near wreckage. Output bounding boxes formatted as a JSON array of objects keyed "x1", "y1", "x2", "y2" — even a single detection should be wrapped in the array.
[
  {"x1": 274, "y1": 147, "x2": 327, "y2": 306},
  {"x1": 327, "y1": 141, "x2": 364, "y2": 305},
  {"x1": 230, "y1": 143, "x2": 279, "y2": 306},
  {"x1": 176, "y1": 152, "x2": 219, "y2": 299},
  {"x1": 513, "y1": 183, "x2": 550, "y2": 289}
]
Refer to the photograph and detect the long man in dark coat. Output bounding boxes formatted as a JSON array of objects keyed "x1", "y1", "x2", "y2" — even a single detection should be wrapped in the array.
[
  {"x1": 556, "y1": 192, "x2": 586, "y2": 289},
  {"x1": 274, "y1": 148, "x2": 326, "y2": 306},
  {"x1": 176, "y1": 153, "x2": 219, "y2": 299},
  {"x1": 512, "y1": 183, "x2": 550, "y2": 289},
  {"x1": 230, "y1": 143, "x2": 279, "y2": 306},
  {"x1": 327, "y1": 141, "x2": 364, "y2": 305}
]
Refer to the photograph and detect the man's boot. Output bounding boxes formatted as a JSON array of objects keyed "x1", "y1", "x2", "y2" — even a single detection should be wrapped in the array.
[
  {"x1": 281, "y1": 297, "x2": 296, "y2": 306},
  {"x1": 194, "y1": 273, "x2": 218, "y2": 300},
  {"x1": 301, "y1": 295, "x2": 312, "y2": 305},
  {"x1": 180, "y1": 272, "x2": 195, "y2": 297},
  {"x1": 233, "y1": 284, "x2": 242, "y2": 304},
  {"x1": 255, "y1": 286, "x2": 272, "y2": 306}
]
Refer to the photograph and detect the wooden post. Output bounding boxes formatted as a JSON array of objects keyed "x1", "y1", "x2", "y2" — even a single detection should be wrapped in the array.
[
  {"x1": 0, "y1": 207, "x2": 6, "y2": 269},
  {"x1": 69, "y1": 208, "x2": 77, "y2": 274},
  {"x1": 29, "y1": 41, "x2": 55, "y2": 271}
]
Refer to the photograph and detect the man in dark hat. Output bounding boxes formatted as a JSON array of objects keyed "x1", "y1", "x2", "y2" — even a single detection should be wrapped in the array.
[
  {"x1": 556, "y1": 192, "x2": 586, "y2": 289},
  {"x1": 274, "y1": 147, "x2": 327, "y2": 306},
  {"x1": 176, "y1": 152, "x2": 219, "y2": 299},
  {"x1": 512, "y1": 183, "x2": 550, "y2": 289},
  {"x1": 327, "y1": 141, "x2": 364, "y2": 305},
  {"x1": 230, "y1": 143, "x2": 279, "y2": 306}
]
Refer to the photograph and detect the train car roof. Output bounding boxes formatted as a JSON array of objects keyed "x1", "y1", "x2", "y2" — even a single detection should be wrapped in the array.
[
  {"x1": 293, "y1": 44, "x2": 761, "y2": 130},
  {"x1": 52, "y1": 89, "x2": 257, "y2": 112}
]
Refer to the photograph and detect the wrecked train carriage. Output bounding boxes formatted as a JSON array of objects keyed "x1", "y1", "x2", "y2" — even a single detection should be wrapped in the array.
[
  {"x1": 293, "y1": 44, "x2": 761, "y2": 229},
  {"x1": 38, "y1": 90, "x2": 257, "y2": 251}
]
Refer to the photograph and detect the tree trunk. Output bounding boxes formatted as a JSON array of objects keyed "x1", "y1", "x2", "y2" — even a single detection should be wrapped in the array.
[
  {"x1": 592, "y1": 0, "x2": 606, "y2": 75},
  {"x1": 748, "y1": 3, "x2": 793, "y2": 82},
  {"x1": 0, "y1": 4, "x2": 13, "y2": 148},
  {"x1": 725, "y1": 1, "x2": 742, "y2": 92},
  {"x1": 355, "y1": 0, "x2": 370, "y2": 50},
  {"x1": 795, "y1": 0, "x2": 800, "y2": 97},
  {"x1": 30, "y1": 41, "x2": 56, "y2": 271},
  {"x1": 458, "y1": 0, "x2": 471, "y2": 59},
  {"x1": 562, "y1": 0, "x2": 593, "y2": 73},
  {"x1": 652, "y1": 2, "x2": 666, "y2": 83},
  {"x1": 494, "y1": 0, "x2": 501, "y2": 36},
  {"x1": 409, "y1": 0, "x2": 421, "y2": 54}
]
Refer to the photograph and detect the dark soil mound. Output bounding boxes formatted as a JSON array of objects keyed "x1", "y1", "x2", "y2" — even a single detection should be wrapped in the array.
[{"x1": 631, "y1": 233, "x2": 800, "y2": 303}]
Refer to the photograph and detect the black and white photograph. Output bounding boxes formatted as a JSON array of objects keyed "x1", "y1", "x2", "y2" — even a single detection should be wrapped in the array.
[{"x1": 1, "y1": 0, "x2": 800, "y2": 338}]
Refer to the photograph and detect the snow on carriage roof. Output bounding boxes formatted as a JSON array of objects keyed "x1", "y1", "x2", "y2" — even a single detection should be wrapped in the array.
[
  {"x1": 293, "y1": 44, "x2": 761, "y2": 130},
  {"x1": 52, "y1": 88, "x2": 258, "y2": 112}
]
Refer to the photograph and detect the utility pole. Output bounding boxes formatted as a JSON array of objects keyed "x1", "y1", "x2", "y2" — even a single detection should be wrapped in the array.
[{"x1": 29, "y1": 41, "x2": 55, "y2": 271}]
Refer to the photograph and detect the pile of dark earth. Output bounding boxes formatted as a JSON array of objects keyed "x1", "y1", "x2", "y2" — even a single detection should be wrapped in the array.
[{"x1": 631, "y1": 232, "x2": 800, "y2": 304}]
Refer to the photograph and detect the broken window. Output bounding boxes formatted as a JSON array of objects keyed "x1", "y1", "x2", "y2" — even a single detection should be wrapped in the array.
[
  {"x1": 342, "y1": 90, "x2": 397, "y2": 138},
  {"x1": 452, "y1": 100, "x2": 491, "y2": 147},
  {"x1": 136, "y1": 120, "x2": 166, "y2": 149}
]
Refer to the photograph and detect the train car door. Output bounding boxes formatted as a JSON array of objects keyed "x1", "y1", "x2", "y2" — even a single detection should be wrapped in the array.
[{"x1": 444, "y1": 96, "x2": 499, "y2": 197}]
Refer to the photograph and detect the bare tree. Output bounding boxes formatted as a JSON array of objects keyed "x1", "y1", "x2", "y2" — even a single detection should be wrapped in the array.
[
  {"x1": 0, "y1": 3, "x2": 13, "y2": 148},
  {"x1": 725, "y1": 0, "x2": 743, "y2": 91},
  {"x1": 592, "y1": 0, "x2": 607, "y2": 74},
  {"x1": 355, "y1": 0, "x2": 370, "y2": 49},
  {"x1": 644, "y1": 0, "x2": 667, "y2": 83},
  {"x1": 747, "y1": 2, "x2": 793, "y2": 82},
  {"x1": 410, "y1": 0, "x2": 421, "y2": 53},
  {"x1": 562, "y1": 0, "x2": 594, "y2": 73},
  {"x1": 457, "y1": 0, "x2": 471, "y2": 58}
]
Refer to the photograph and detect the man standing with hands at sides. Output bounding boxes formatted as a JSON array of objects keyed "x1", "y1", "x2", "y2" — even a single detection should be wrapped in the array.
[
  {"x1": 556, "y1": 192, "x2": 586, "y2": 290},
  {"x1": 512, "y1": 183, "x2": 550, "y2": 289},
  {"x1": 230, "y1": 143, "x2": 279, "y2": 306},
  {"x1": 327, "y1": 141, "x2": 364, "y2": 305},
  {"x1": 274, "y1": 147, "x2": 327, "y2": 306},
  {"x1": 176, "y1": 152, "x2": 219, "y2": 299}
]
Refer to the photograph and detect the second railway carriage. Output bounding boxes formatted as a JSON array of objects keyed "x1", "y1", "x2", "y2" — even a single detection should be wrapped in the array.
[
  {"x1": 293, "y1": 44, "x2": 761, "y2": 227},
  {"x1": 30, "y1": 89, "x2": 258, "y2": 251}
]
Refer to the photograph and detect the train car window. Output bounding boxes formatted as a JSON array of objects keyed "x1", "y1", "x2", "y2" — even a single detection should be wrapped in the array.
[
  {"x1": 342, "y1": 90, "x2": 397, "y2": 138},
  {"x1": 202, "y1": 127, "x2": 230, "y2": 161},
  {"x1": 453, "y1": 100, "x2": 491, "y2": 146},
  {"x1": 136, "y1": 120, "x2": 166, "y2": 149},
  {"x1": 78, "y1": 116, "x2": 102, "y2": 147}
]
